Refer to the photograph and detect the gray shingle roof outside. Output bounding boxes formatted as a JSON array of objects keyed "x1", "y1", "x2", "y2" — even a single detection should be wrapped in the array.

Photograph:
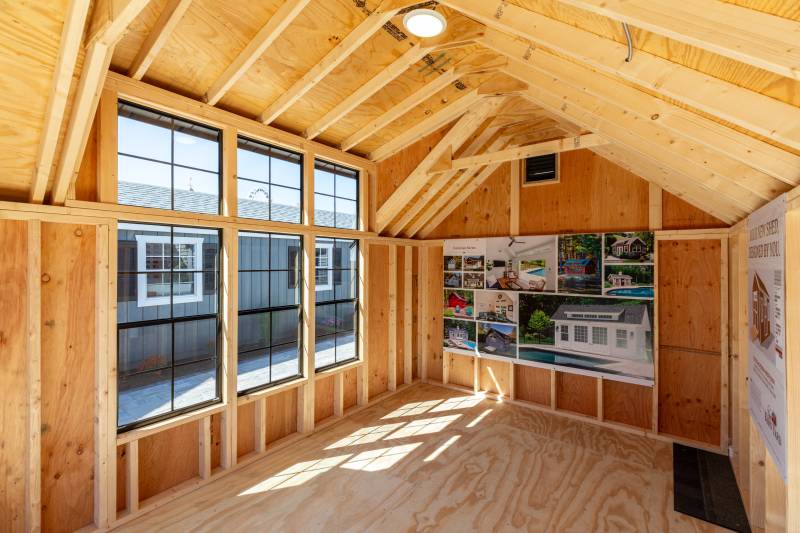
[
  {"x1": 551, "y1": 304, "x2": 647, "y2": 325},
  {"x1": 118, "y1": 181, "x2": 356, "y2": 228}
]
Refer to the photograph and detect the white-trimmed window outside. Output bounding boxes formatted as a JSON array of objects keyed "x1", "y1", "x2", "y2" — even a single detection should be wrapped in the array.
[
  {"x1": 315, "y1": 242, "x2": 333, "y2": 292},
  {"x1": 592, "y1": 326, "x2": 608, "y2": 346},
  {"x1": 616, "y1": 328, "x2": 628, "y2": 349},
  {"x1": 574, "y1": 325, "x2": 588, "y2": 343},
  {"x1": 136, "y1": 235, "x2": 204, "y2": 307}
]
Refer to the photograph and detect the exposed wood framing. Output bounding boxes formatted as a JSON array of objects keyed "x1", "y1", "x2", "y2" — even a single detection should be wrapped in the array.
[
  {"x1": 377, "y1": 96, "x2": 504, "y2": 232},
  {"x1": 440, "y1": 0, "x2": 800, "y2": 152},
  {"x1": 443, "y1": 133, "x2": 607, "y2": 172},
  {"x1": 30, "y1": 0, "x2": 93, "y2": 203},
  {"x1": 204, "y1": 0, "x2": 311, "y2": 105},
  {"x1": 480, "y1": 29, "x2": 800, "y2": 187},
  {"x1": 403, "y1": 246, "x2": 413, "y2": 385},
  {"x1": 416, "y1": 136, "x2": 514, "y2": 238},
  {"x1": 300, "y1": 234, "x2": 316, "y2": 433},
  {"x1": 388, "y1": 244, "x2": 398, "y2": 392},
  {"x1": 305, "y1": 42, "x2": 432, "y2": 140},
  {"x1": 556, "y1": 0, "x2": 800, "y2": 80},
  {"x1": 339, "y1": 52, "x2": 506, "y2": 152},
  {"x1": 127, "y1": 0, "x2": 192, "y2": 80},
  {"x1": 368, "y1": 88, "x2": 483, "y2": 162},
  {"x1": 50, "y1": 0, "x2": 153, "y2": 204},
  {"x1": 258, "y1": 0, "x2": 407, "y2": 124},
  {"x1": 25, "y1": 221, "x2": 41, "y2": 531}
]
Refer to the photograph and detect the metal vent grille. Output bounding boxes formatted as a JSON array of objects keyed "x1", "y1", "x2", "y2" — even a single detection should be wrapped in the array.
[{"x1": 524, "y1": 153, "x2": 558, "y2": 184}]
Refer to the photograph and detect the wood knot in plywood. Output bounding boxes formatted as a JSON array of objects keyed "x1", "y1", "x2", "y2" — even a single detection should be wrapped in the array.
[
  {"x1": 74, "y1": 228, "x2": 83, "y2": 237},
  {"x1": 41, "y1": 273, "x2": 51, "y2": 283}
]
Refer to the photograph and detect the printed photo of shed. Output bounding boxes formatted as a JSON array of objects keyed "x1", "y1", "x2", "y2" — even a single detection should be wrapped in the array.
[
  {"x1": 550, "y1": 303, "x2": 651, "y2": 361},
  {"x1": 559, "y1": 234, "x2": 602, "y2": 294},
  {"x1": 443, "y1": 319, "x2": 477, "y2": 352},
  {"x1": 603, "y1": 265, "x2": 655, "y2": 297},
  {"x1": 605, "y1": 232, "x2": 654, "y2": 263},
  {"x1": 463, "y1": 255, "x2": 485, "y2": 271},
  {"x1": 444, "y1": 289, "x2": 474, "y2": 319},
  {"x1": 478, "y1": 322, "x2": 517, "y2": 358},
  {"x1": 444, "y1": 272, "x2": 462, "y2": 288}
]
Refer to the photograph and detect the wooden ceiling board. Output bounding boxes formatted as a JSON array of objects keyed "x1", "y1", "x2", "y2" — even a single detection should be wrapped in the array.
[
  {"x1": 0, "y1": 0, "x2": 71, "y2": 196},
  {"x1": 217, "y1": 0, "x2": 368, "y2": 123}
]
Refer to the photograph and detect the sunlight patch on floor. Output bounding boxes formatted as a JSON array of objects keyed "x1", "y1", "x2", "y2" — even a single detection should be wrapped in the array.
[
  {"x1": 238, "y1": 454, "x2": 352, "y2": 496},
  {"x1": 430, "y1": 395, "x2": 483, "y2": 413},
  {"x1": 381, "y1": 399, "x2": 443, "y2": 419},
  {"x1": 325, "y1": 422, "x2": 406, "y2": 449},
  {"x1": 466, "y1": 409, "x2": 493, "y2": 428},
  {"x1": 424, "y1": 435, "x2": 461, "y2": 462},
  {"x1": 385, "y1": 414, "x2": 462, "y2": 439},
  {"x1": 340, "y1": 443, "x2": 422, "y2": 472}
]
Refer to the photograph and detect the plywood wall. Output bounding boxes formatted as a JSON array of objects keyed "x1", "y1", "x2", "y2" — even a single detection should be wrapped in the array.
[
  {"x1": 138, "y1": 422, "x2": 199, "y2": 502},
  {"x1": 40, "y1": 223, "x2": 97, "y2": 532},
  {"x1": 0, "y1": 220, "x2": 32, "y2": 531}
]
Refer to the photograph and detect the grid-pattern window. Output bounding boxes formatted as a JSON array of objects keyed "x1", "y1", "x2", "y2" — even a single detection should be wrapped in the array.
[
  {"x1": 315, "y1": 238, "x2": 358, "y2": 370},
  {"x1": 237, "y1": 137, "x2": 302, "y2": 223},
  {"x1": 117, "y1": 223, "x2": 221, "y2": 431},
  {"x1": 592, "y1": 326, "x2": 607, "y2": 345},
  {"x1": 574, "y1": 325, "x2": 588, "y2": 343},
  {"x1": 118, "y1": 102, "x2": 221, "y2": 214},
  {"x1": 237, "y1": 232, "x2": 302, "y2": 394},
  {"x1": 314, "y1": 160, "x2": 358, "y2": 229},
  {"x1": 560, "y1": 324, "x2": 569, "y2": 341},
  {"x1": 616, "y1": 329, "x2": 628, "y2": 349}
]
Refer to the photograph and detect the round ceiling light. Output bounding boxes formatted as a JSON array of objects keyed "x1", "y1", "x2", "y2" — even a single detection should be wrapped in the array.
[{"x1": 403, "y1": 8, "x2": 447, "y2": 38}]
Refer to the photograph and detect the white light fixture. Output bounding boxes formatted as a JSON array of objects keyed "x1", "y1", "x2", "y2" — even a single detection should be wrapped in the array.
[{"x1": 403, "y1": 8, "x2": 446, "y2": 38}]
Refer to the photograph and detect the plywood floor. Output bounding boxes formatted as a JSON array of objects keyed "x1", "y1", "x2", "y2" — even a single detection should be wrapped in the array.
[{"x1": 116, "y1": 384, "x2": 727, "y2": 532}]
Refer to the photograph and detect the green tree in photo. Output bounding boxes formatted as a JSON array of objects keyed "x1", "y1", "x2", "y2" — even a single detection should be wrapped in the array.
[{"x1": 528, "y1": 309, "x2": 552, "y2": 343}]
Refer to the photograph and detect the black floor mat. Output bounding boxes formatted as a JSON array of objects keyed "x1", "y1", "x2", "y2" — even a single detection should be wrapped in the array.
[{"x1": 673, "y1": 443, "x2": 751, "y2": 532}]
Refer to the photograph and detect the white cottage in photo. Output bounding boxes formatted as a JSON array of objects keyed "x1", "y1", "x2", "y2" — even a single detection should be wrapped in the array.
[{"x1": 551, "y1": 304, "x2": 650, "y2": 361}]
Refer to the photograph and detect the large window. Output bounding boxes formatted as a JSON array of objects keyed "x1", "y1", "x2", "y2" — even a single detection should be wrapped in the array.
[
  {"x1": 237, "y1": 232, "x2": 302, "y2": 393},
  {"x1": 314, "y1": 160, "x2": 358, "y2": 229},
  {"x1": 237, "y1": 137, "x2": 302, "y2": 223},
  {"x1": 315, "y1": 238, "x2": 358, "y2": 370},
  {"x1": 117, "y1": 102, "x2": 221, "y2": 214},
  {"x1": 574, "y1": 325, "x2": 588, "y2": 344},
  {"x1": 592, "y1": 326, "x2": 607, "y2": 346},
  {"x1": 117, "y1": 223, "x2": 221, "y2": 431}
]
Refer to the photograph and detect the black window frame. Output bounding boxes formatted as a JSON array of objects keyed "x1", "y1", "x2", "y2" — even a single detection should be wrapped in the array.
[
  {"x1": 315, "y1": 238, "x2": 359, "y2": 372},
  {"x1": 117, "y1": 100, "x2": 223, "y2": 215},
  {"x1": 236, "y1": 136, "x2": 304, "y2": 224},
  {"x1": 237, "y1": 231, "x2": 304, "y2": 396},
  {"x1": 116, "y1": 222, "x2": 222, "y2": 434},
  {"x1": 313, "y1": 159, "x2": 360, "y2": 230}
]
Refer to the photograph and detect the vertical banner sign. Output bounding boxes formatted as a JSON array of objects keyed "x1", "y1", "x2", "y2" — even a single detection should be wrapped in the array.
[{"x1": 748, "y1": 194, "x2": 787, "y2": 481}]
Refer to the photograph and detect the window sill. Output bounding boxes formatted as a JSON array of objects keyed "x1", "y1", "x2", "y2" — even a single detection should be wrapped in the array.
[
  {"x1": 117, "y1": 402, "x2": 227, "y2": 445},
  {"x1": 237, "y1": 375, "x2": 308, "y2": 405},
  {"x1": 314, "y1": 359, "x2": 363, "y2": 379}
]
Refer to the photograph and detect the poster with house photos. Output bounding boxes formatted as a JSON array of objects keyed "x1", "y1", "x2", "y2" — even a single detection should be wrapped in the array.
[{"x1": 443, "y1": 232, "x2": 655, "y2": 385}]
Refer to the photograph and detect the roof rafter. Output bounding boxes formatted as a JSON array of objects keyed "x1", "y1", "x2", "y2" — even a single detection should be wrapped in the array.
[
  {"x1": 339, "y1": 52, "x2": 506, "y2": 152},
  {"x1": 128, "y1": 0, "x2": 193, "y2": 80},
  {"x1": 257, "y1": 0, "x2": 411, "y2": 125},
  {"x1": 416, "y1": 137, "x2": 515, "y2": 238},
  {"x1": 556, "y1": 0, "x2": 800, "y2": 80},
  {"x1": 439, "y1": 0, "x2": 800, "y2": 152},
  {"x1": 386, "y1": 106, "x2": 517, "y2": 236},
  {"x1": 516, "y1": 78, "x2": 766, "y2": 214},
  {"x1": 376, "y1": 96, "x2": 505, "y2": 232},
  {"x1": 30, "y1": 0, "x2": 93, "y2": 203},
  {"x1": 303, "y1": 15, "x2": 486, "y2": 140},
  {"x1": 481, "y1": 29, "x2": 800, "y2": 186},
  {"x1": 203, "y1": 0, "x2": 311, "y2": 105},
  {"x1": 50, "y1": 0, "x2": 154, "y2": 204}
]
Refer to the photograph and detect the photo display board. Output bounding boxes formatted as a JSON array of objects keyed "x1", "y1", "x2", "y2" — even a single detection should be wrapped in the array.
[{"x1": 443, "y1": 232, "x2": 655, "y2": 385}]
